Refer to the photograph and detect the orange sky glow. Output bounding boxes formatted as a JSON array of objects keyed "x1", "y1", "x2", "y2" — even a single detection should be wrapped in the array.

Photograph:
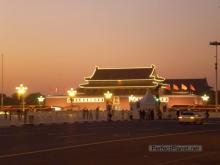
[{"x1": 0, "y1": 0, "x2": 220, "y2": 95}]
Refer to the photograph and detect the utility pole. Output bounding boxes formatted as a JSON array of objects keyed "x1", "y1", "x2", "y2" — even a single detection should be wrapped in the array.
[
  {"x1": 210, "y1": 41, "x2": 220, "y2": 111},
  {"x1": 1, "y1": 53, "x2": 3, "y2": 112}
]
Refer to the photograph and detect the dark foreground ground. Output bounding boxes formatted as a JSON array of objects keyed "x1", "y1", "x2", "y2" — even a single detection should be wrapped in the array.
[{"x1": 0, "y1": 119, "x2": 220, "y2": 165}]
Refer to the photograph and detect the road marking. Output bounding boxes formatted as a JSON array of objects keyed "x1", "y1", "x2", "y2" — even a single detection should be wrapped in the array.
[
  {"x1": 86, "y1": 126, "x2": 114, "y2": 130},
  {"x1": 0, "y1": 129, "x2": 219, "y2": 159},
  {"x1": 156, "y1": 152, "x2": 217, "y2": 165},
  {"x1": 0, "y1": 129, "x2": 218, "y2": 159}
]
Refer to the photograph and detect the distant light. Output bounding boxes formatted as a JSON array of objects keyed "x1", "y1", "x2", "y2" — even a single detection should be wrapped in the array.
[
  {"x1": 15, "y1": 84, "x2": 28, "y2": 95},
  {"x1": 129, "y1": 95, "x2": 140, "y2": 102},
  {"x1": 52, "y1": 106, "x2": 62, "y2": 111},
  {"x1": 154, "y1": 96, "x2": 160, "y2": 102},
  {"x1": 201, "y1": 94, "x2": 210, "y2": 102},
  {"x1": 38, "y1": 96, "x2": 45, "y2": 103},
  {"x1": 104, "y1": 91, "x2": 113, "y2": 99},
  {"x1": 160, "y1": 97, "x2": 169, "y2": 103},
  {"x1": 67, "y1": 97, "x2": 104, "y2": 103},
  {"x1": 67, "y1": 88, "x2": 77, "y2": 98}
]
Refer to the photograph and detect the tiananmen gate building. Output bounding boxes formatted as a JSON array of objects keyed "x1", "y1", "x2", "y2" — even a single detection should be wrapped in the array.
[{"x1": 45, "y1": 65, "x2": 212, "y2": 111}]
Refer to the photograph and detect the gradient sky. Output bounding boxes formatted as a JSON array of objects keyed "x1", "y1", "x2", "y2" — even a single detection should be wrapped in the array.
[{"x1": 0, "y1": 0, "x2": 220, "y2": 95}]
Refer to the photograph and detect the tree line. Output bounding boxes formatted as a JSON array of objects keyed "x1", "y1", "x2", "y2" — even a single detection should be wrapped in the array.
[{"x1": 0, "y1": 93, "x2": 44, "y2": 105}]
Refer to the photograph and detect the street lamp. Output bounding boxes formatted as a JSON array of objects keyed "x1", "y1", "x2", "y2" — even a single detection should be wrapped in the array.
[
  {"x1": 38, "y1": 96, "x2": 45, "y2": 106},
  {"x1": 67, "y1": 88, "x2": 77, "y2": 110},
  {"x1": 154, "y1": 96, "x2": 160, "y2": 103},
  {"x1": 15, "y1": 84, "x2": 28, "y2": 112},
  {"x1": 104, "y1": 91, "x2": 113, "y2": 121},
  {"x1": 1, "y1": 53, "x2": 4, "y2": 112},
  {"x1": 201, "y1": 94, "x2": 210, "y2": 105},
  {"x1": 210, "y1": 41, "x2": 220, "y2": 111},
  {"x1": 104, "y1": 91, "x2": 113, "y2": 100}
]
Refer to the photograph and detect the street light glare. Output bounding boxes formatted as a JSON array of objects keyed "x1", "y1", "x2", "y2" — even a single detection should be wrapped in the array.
[
  {"x1": 67, "y1": 88, "x2": 77, "y2": 111},
  {"x1": 15, "y1": 84, "x2": 28, "y2": 95},
  {"x1": 201, "y1": 94, "x2": 210, "y2": 102},
  {"x1": 38, "y1": 96, "x2": 45, "y2": 103},
  {"x1": 67, "y1": 88, "x2": 77, "y2": 98},
  {"x1": 104, "y1": 91, "x2": 113, "y2": 99}
]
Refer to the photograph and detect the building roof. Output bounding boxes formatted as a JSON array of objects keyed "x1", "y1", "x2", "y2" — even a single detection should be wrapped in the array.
[
  {"x1": 164, "y1": 78, "x2": 212, "y2": 93},
  {"x1": 86, "y1": 66, "x2": 156, "y2": 80},
  {"x1": 80, "y1": 82, "x2": 157, "y2": 88}
]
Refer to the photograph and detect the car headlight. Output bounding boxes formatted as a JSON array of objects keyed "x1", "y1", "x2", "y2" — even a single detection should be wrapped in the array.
[
  {"x1": 178, "y1": 116, "x2": 183, "y2": 119},
  {"x1": 190, "y1": 116, "x2": 195, "y2": 119}
]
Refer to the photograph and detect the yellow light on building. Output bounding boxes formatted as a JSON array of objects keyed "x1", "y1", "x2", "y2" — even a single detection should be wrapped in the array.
[
  {"x1": 129, "y1": 95, "x2": 135, "y2": 102},
  {"x1": 104, "y1": 91, "x2": 113, "y2": 100}
]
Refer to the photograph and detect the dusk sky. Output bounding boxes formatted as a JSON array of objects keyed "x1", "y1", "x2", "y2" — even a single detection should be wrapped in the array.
[{"x1": 0, "y1": 0, "x2": 220, "y2": 95}]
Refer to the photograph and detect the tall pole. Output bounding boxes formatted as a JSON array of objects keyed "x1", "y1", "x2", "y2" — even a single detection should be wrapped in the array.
[
  {"x1": 71, "y1": 98, "x2": 73, "y2": 111},
  {"x1": 215, "y1": 45, "x2": 218, "y2": 110},
  {"x1": 210, "y1": 41, "x2": 220, "y2": 111},
  {"x1": 1, "y1": 53, "x2": 3, "y2": 111}
]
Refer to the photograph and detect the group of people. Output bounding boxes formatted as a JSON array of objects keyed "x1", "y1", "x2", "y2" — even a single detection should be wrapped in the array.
[
  {"x1": 82, "y1": 107, "x2": 100, "y2": 120},
  {"x1": 139, "y1": 109, "x2": 156, "y2": 120}
]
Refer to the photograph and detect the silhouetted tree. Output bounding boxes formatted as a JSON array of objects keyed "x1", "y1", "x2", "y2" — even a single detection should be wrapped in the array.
[
  {"x1": 0, "y1": 93, "x2": 20, "y2": 105},
  {"x1": 10, "y1": 93, "x2": 20, "y2": 105},
  {"x1": 25, "y1": 92, "x2": 43, "y2": 105}
]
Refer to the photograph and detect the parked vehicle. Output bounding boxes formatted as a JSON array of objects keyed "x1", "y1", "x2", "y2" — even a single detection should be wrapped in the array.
[{"x1": 178, "y1": 111, "x2": 204, "y2": 124}]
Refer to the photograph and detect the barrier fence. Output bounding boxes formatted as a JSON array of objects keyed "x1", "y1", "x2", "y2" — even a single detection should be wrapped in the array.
[{"x1": 0, "y1": 110, "x2": 219, "y2": 127}]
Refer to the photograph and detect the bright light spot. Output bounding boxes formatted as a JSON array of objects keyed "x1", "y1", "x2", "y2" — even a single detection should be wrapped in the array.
[
  {"x1": 52, "y1": 106, "x2": 62, "y2": 111},
  {"x1": 15, "y1": 84, "x2": 28, "y2": 95},
  {"x1": 38, "y1": 96, "x2": 45, "y2": 103},
  {"x1": 201, "y1": 94, "x2": 210, "y2": 102},
  {"x1": 104, "y1": 91, "x2": 113, "y2": 99},
  {"x1": 67, "y1": 88, "x2": 77, "y2": 98}
]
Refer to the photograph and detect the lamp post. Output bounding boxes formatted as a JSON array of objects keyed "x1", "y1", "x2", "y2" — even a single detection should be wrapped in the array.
[
  {"x1": 1, "y1": 53, "x2": 3, "y2": 112},
  {"x1": 16, "y1": 84, "x2": 28, "y2": 123},
  {"x1": 129, "y1": 95, "x2": 137, "y2": 120},
  {"x1": 16, "y1": 84, "x2": 28, "y2": 112},
  {"x1": 67, "y1": 88, "x2": 77, "y2": 111},
  {"x1": 201, "y1": 94, "x2": 210, "y2": 105},
  {"x1": 210, "y1": 41, "x2": 220, "y2": 111},
  {"x1": 104, "y1": 91, "x2": 113, "y2": 121}
]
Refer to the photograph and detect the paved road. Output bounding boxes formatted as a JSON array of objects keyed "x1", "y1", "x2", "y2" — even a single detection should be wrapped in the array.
[{"x1": 0, "y1": 119, "x2": 220, "y2": 165}]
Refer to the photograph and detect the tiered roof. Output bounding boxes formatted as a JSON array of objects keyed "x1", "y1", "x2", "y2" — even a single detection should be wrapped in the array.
[
  {"x1": 80, "y1": 65, "x2": 165, "y2": 88},
  {"x1": 86, "y1": 67, "x2": 154, "y2": 80},
  {"x1": 164, "y1": 78, "x2": 212, "y2": 94}
]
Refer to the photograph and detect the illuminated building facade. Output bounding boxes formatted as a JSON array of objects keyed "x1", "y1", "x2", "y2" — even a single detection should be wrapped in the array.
[
  {"x1": 79, "y1": 65, "x2": 164, "y2": 95},
  {"x1": 45, "y1": 66, "x2": 212, "y2": 110}
]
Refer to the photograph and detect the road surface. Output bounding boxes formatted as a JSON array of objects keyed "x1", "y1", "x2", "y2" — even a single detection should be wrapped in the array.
[{"x1": 0, "y1": 119, "x2": 220, "y2": 165}]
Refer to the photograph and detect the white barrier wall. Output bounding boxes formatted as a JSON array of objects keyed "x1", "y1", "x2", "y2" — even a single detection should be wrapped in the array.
[{"x1": 0, "y1": 110, "x2": 220, "y2": 127}]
